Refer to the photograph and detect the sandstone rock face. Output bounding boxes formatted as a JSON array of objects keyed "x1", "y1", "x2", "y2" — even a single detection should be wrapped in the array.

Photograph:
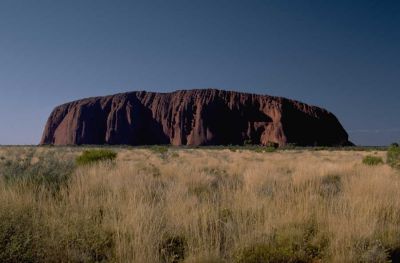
[{"x1": 40, "y1": 89, "x2": 351, "y2": 146}]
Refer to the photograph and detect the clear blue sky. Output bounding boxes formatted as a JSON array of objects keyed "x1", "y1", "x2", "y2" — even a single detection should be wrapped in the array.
[{"x1": 0, "y1": 0, "x2": 399, "y2": 145}]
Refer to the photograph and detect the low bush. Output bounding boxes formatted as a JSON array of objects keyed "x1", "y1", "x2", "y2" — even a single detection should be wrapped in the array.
[
  {"x1": 0, "y1": 156, "x2": 75, "y2": 193},
  {"x1": 264, "y1": 146, "x2": 277, "y2": 153},
  {"x1": 0, "y1": 206, "x2": 46, "y2": 262},
  {"x1": 233, "y1": 222, "x2": 329, "y2": 263},
  {"x1": 0, "y1": 203, "x2": 115, "y2": 263},
  {"x1": 76, "y1": 149, "x2": 117, "y2": 166},
  {"x1": 62, "y1": 217, "x2": 115, "y2": 262},
  {"x1": 265, "y1": 142, "x2": 279, "y2": 149},
  {"x1": 252, "y1": 146, "x2": 276, "y2": 153},
  {"x1": 234, "y1": 243, "x2": 293, "y2": 263},
  {"x1": 150, "y1": 145, "x2": 169, "y2": 154},
  {"x1": 362, "y1": 155, "x2": 384, "y2": 166},
  {"x1": 387, "y1": 145, "x2": 400, "y2": 169}
]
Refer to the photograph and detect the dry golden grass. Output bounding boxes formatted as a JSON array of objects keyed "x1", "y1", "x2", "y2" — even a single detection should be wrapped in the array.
[{"x1": 0, "y1": 146, "x2": 399, "y2": 262}]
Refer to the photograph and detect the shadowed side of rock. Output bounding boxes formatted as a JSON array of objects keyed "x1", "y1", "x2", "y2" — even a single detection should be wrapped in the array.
[{"x1": 40, "y1": 89, "x2": 351, "y2": 146}]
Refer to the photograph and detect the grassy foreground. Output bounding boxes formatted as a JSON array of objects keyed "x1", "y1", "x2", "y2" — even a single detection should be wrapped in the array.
[{"x1": 0, "y1": 146, "x2": 399, "y2": 262}]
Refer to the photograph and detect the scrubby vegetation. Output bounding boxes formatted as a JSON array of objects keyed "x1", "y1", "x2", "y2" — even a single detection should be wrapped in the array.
[
  {"x1": 387, "y1": 144, "x2": 400, "y2": 169},
  {"x1": 0, "y1": 149, "x2": 75, "y2": 194},
  {"x1": 234, "y1": 222, "x2": 329, "y2": 263},
  {"x1": 362, "y1": 155, "x2": 384, "y2": 166},
  {"x1": 76, "y1": 149, "x2": 117, "y2": 166},
  {"x1": 0, "y1": 146, "x2": 399, "y2": 262}
]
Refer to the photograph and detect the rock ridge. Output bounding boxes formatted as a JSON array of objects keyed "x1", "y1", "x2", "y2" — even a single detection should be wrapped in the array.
[{"x1": 40, "y1": 89, "x2": 351, "y2": 146}]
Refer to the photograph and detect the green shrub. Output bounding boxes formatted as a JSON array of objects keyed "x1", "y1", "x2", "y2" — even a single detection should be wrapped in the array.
[
  {"x1": 0, "y1": 202, "x2": 115, "y2": 263},
  {"x1": 150, "y1": 145, "x2": 169, "y2": 154},
  {"x1": 76, "y1": 149, "x2": 117, "y2": 166},
  {"x1": 160, "y1": 235, "x2": 187, "y2": 263},
  {"x1": 62, "y1": 218, "x2": 115, "y2": 262},
  {"x1": 387, "y1": 145, "x2": 400, "y2": 169},
  {"x1": 264, "y1": 146, "x2": 277, "y2": 153},
  {"x1": 0, "y1": 207, "x2": 46, "y2": 262},
  {"x1": 234, "y1": 222, "x2": 329, "y2": 263},
  {"x1": 252, "y1": 146, "x2": 276, "y2": 153},
  {"x1": 266, "y1": 142, "x2": 279, "y2": 149},
  {"x1": 363, "y1": 155, "x2": 384, "y2": 166},
  {"x1": 0, "y1": 156, "x2": 75, "y2": 193},
  {"x1": 234, "y1": 243, "x2": 293, "y2": 263}
]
